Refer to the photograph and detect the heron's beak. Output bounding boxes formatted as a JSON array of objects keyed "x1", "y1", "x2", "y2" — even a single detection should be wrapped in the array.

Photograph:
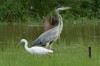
[
  {"x1": 57, "y1": 7, "x2": 71, "y2": 11},
  {"x1": 64, "y1": 7, "x2": 71, "y2": 10}
]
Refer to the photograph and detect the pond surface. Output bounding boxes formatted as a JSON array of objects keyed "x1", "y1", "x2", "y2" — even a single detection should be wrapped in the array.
[{"x1": 0, "y1": 24, "x2": 100, "y2": 47}]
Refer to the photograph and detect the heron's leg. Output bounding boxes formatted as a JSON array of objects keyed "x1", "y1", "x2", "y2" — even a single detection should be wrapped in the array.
[
  {"x1": 49, "y1": 41, "x2": 53, "y2": 49},
  {"x1": 46, "y1": 43, "x2": 50, "y2": 49},
  {"x1": 49, "y1": 44, "x2": 53, "y2": 50}
]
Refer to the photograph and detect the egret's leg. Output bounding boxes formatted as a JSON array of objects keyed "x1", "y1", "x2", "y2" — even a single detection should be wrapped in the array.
[{"x1": 46, "y1": 43, "x2": 49, "y2": 49}]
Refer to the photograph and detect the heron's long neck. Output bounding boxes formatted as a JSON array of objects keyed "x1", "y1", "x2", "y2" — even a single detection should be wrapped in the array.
[{"x1": 56, "y1": 10, "x2": 63, "y2": 33}]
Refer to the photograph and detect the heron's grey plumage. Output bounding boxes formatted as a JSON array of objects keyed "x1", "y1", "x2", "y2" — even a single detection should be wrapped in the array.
[
  {"x1": 31, "y1": 27, "x2": 58, "y2": 46},
  {"x1": 31, "y1": 7, "x2": 71, "y2": 49}
]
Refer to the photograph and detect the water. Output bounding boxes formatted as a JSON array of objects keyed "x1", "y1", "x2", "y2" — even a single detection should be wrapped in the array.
[{"x1": 0, "y1": 24, "x2": 100, "y2": 48}]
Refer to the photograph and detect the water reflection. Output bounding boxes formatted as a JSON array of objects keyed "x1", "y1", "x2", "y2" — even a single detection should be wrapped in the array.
[{"x1": 0, "y1": 24, "x2": 100, "y2": 47}]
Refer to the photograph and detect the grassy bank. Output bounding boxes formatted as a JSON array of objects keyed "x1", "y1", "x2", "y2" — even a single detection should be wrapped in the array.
[
  {"x1": 0, "y1": 17, "x2": 43, "y2": 25},
  {"x1": 0, "y1": 17, "x2": 100, "y2": 26}
]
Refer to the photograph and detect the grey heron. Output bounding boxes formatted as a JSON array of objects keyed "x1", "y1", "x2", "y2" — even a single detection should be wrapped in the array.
[
  {"x1": 31, "y1": 7, "x2": 71, "y2": 49},
  {"x1": 18, "y1": 39, "x2": 53, "y2": 55}
]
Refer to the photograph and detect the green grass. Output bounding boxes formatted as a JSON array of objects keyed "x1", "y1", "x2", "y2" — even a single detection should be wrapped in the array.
[{"x1": 0, "y1": 40, "x2": 100, "y2": 66}]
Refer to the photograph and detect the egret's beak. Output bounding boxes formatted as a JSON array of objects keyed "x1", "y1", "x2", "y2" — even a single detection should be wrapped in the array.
[{"x1": 16, "y1": 41, "x2": 21, "y2": 45}]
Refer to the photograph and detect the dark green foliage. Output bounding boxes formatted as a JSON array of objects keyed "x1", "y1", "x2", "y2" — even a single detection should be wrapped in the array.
[{"x1": 0, "y1": 0, "x2": 100, "y2": 22}]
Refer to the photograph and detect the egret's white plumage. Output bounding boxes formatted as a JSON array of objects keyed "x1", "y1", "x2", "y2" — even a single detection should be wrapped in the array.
[{"x1": 19, "y1": 39, "x2": 53, "y2": 55}]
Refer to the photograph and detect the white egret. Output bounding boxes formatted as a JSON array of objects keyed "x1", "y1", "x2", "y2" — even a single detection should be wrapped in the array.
[{"x1": 18, "y1": 39, "x2": 53, "y2": 55}]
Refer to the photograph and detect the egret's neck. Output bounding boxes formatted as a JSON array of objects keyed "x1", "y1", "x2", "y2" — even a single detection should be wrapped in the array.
[{"x1": 23, "y1": 40, "x2": 30, "y2": 51}]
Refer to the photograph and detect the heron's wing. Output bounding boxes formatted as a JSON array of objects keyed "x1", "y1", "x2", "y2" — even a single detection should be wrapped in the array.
[{"x1": 31, "y1": 27, "x2": 58, "y2": 46}]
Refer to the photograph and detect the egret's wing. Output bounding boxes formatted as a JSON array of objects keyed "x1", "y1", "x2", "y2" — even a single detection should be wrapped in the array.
[
  {"x1": 31, "y1": 27, "x2": 58, "y2": 46},
  {"x1": 31, "y1": 47, "x2": 53, "y2": 54}
]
